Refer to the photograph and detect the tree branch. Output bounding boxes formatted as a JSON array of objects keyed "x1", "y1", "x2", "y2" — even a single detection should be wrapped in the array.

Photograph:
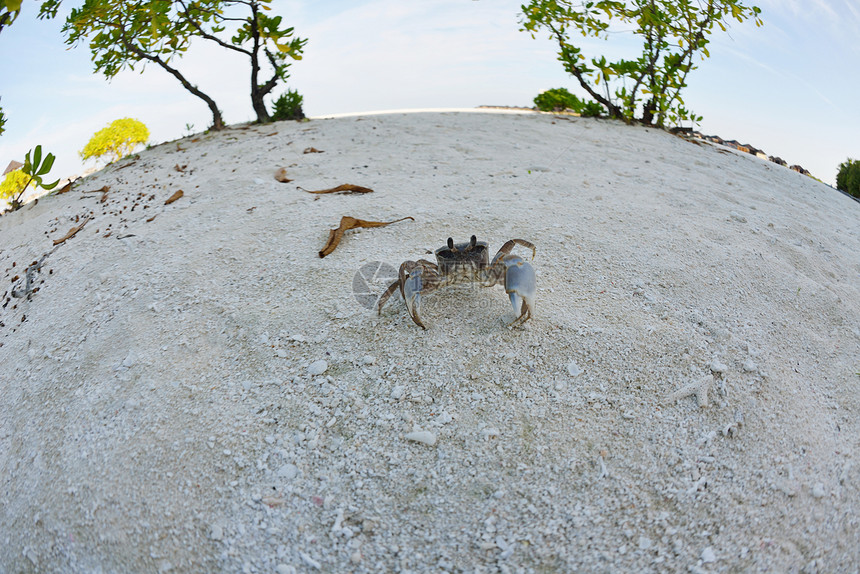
[{"x1": 175, "y1": 0, "x2": 251, "y2": 56}]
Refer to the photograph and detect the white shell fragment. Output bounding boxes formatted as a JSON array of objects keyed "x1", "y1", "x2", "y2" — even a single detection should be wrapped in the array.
[
  {"x1": 567, "y1": 361, "x2": 583, "y2": 377},
  {"x1": 405, "y1": 430, "x2": 437, "y2": 446},
  {"x1": 307, "y1": 360, "x2": 328, "y2": 376}
]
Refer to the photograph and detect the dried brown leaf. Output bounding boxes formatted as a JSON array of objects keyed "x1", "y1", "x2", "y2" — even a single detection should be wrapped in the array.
[
  {"x1": 299, "y1": 184, "x2": 373, "y2": 195},
  {"x1": 53, "y1": 215, "x2": 92, "y2": 246},
  {"x1": 174, "y1": 164, "x2": 187, "y2": 172},
  {"x1": 303, "y1": 147, "x2": 323, "y2": 154},
  {"x1": 82, "y1": 185, "x2": 111, "y2": 194},
  {"x1": 165, "y1": 190, "x2": 184, "y2": 205},
  {"x1": 274, "y1": 167, "x2": 292, "y2": 183},
  {"x1": 319, "y1": 216, "x2": 414, "y2": 258},
  {"x1": 55, "y1": 180, "x2": 74, "y2": 195}
]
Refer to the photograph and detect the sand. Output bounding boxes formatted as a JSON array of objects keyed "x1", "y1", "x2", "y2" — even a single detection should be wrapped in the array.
[{"x1": 1, "y1": 110, "x2": 859, "y2": 573}]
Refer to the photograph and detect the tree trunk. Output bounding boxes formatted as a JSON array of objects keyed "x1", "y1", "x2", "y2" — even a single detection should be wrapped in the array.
[
  {"x1": 134, "y1": 46, "x2": 224, "y2": 130},
  {"x1": 248, "y1": 1, "x2": 270, "y2": 123}
]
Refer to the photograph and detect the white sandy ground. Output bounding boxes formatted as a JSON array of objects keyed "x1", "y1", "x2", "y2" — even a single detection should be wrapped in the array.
[{"x1": 1, "y1": 111, "x2": 859, "y2": 573}]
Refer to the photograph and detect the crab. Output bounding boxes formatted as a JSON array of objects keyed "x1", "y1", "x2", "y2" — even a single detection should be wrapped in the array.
[{"x1": 377, "y1": 235, "x2": 536, "y2": 329}]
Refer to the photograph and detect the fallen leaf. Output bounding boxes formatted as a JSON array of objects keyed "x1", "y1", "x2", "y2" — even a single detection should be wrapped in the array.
[
  {"x1": 174, "y1": 164, "x2": 187, "y2": 172},
  {"x1": 55, "y1": 180, "x2": 74, "y2": 195},
  {"x1": 165, "y1": 190, "x2": 184, "y2": 205},
  {"x1": 299, "y1": 184, "x2": 373, "y2": 195},
  {"x1": 53, "y1": 215, "x2": 92, "y2": 246},
  {"x1": 303, "y1": 147, "x2": 323, "y2": 154},
  {"x1": 274, "y1": 167, "x2": 292, "y2": 183},
  {"x1": 319, "y1": 216, "x2": 414, "y2": 258},
  {"x1": 82, "y1": 185, "x2": 110, "y2": 194},
  {"x1": 146, "y1": 215, "x2": 157, "y2": 223}
]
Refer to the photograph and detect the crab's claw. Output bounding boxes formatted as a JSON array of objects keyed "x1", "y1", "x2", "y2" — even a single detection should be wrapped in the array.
[
  {"x1": 401, "y1": 266, "x2": 427, "y2": 329},
  {"x1": 503, "y1": 255, "x2": 536, "y2": 328}
]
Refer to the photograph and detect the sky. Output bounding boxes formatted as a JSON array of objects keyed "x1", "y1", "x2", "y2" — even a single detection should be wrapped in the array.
[{"x1": 1, "y1": 0, "x2": 859, "y2": 187}]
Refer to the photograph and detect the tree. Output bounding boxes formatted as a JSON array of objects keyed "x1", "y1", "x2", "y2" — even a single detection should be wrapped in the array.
[
  {"x1": 62, "y1": 0, "x2": 306, "y2": 130},
  {"x1": 521, "y1": 0, "x2": 762, "y2": 127},
  {"x1": 81, "y1": 118, "x2": 150, "y2": 164},
  {"x1": 836, "y1": 159, "x2": 860, "y2": 198}
]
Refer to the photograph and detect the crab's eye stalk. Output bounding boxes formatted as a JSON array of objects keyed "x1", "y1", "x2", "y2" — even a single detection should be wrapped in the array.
[
  {"x1": 447, "y1": 237, "x2": 454, "y2": 250},
  {"x1": 468, "y1": 235, "x2": 477, "y2": 250}
]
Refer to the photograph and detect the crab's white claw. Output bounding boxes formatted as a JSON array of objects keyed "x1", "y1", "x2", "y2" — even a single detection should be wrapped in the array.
[
  {"x1": 503, "y1": 255, "x2": 536, "y2": 327},
  {"x1": 402, "y1": 267, "x2": 427, "y2": 329}
]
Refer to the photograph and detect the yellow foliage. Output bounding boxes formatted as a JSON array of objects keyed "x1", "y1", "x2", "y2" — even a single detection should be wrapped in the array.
[
  {"x1": 80, "y1": 118, "x2": 150, "y2": 163},
  {"x1": 0, "y1": 169, "x2": 30, "y2": 201}
]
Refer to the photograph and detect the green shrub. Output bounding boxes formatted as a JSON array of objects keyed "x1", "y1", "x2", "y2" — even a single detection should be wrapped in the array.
[
  {"x1": 271, "y1": 89, "x2": 305, "y2": 121},
  {"x1": 80, "y1": 118, "x2": 149, "y2": 164},
  {"x1": 836, "y1": 159, "x2": 860, "y2": 198},
  {"x1": 534, "y1": 88, "x2": 604, "y2": 117}
]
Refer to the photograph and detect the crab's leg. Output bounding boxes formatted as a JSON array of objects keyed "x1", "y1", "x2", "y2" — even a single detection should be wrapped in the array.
[
  {"x1": 502, "y1": 254, "x2": 536, "y2": 328},
  {"x1": 400, "y1": 263, "x2": 426, "y2": 329},
  {"x1": 400, "y1": 260, "x2": 444, "y2": 329},
  {"x1": 377, "y1": 278, "x2": 401, "y2": 314},
  {"x1": 491, "y1": 238, "x2": 536, "y2": 267}
]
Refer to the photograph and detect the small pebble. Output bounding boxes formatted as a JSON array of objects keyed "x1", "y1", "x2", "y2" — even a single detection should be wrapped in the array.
[
  {"x1": 710, "y1": 360, "x2": 728, "y2": 374},
  {"x1": 742, "y1": 360, "x2": 758, "y2": 372},
  {"x1": 362, "y1": 355, "x2": 376, "y2": 365},
  {"x1": 276, "y1": 565, "x2": 296, "y2": 574},
  {"x1": 405, "y1": 430, "x2": 437, "y2": 446},
  {"x1": 210, "y1": 524, "x2": 223, "y2": 541},
  {"x1": 307, "y1": 360, "x2": 328, "y2": 376},
  {"x1": 277, "y1": 463, "x2": 298, "y2": 480},
  {"x1": 639, "y1": 536, "x2": 652, "y2": 550},
  {"x1": 701, "y1": 547, "x2": 716, "y2": 563},
  {"x1": 812, "y1": 483, "x2": 826, "y2": 498},
  {"x1": 390, "y1": 385, "x2": 405, "y2": 400},
  {"x1": 567, "y1": 361, "x2": 582, "y2": 377}
]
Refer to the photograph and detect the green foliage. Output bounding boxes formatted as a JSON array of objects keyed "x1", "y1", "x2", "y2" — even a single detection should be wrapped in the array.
[
  {"x1": 0, "y1": 0, "x2": 22, "y2": 32},
  {"x1": 534, "y1": 87, "x2": 605, "y2": 117},
  {"x1": 271, "y1": 89, "x2": 305, "y2": 121},
  {"x1": 0, "y1": 103, "x2": 5, "y2": 136},
  {"x1": 63, "y1": 0, "x2": 306, "y2": 128},
  {"x1": 836, "y1": 158, "x2": 860, "y2": 198},
  {"x1": 1, "y1": 145, "x2": 60, "y2": 211},
  {"x1": 80, "y1": 118, "x2": 149, "y2": 164},
  {"x1": 522, "y1": 0, "x2": 763, "y2": 128}
]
